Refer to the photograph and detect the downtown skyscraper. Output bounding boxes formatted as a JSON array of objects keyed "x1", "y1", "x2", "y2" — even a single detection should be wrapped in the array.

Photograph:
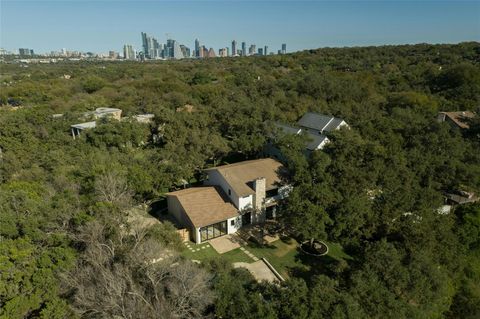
[
  {"x1": 123, "y1": 44, "x2": 136, "y2": 60},
  {"x1": 231, "y1": 40, "x2": 237, "y2": 56}
]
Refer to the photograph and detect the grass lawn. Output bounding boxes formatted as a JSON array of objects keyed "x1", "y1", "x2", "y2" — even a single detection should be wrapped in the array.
[
  {"x1": 246, "y1": 238, "x2": 351, "y2": 279},
  {"x1": 181, "y1": 237, "x2": 352, "y2": 280},
  {"x1": 181, "y1": 242, "x2": 252, "y2": 264}
]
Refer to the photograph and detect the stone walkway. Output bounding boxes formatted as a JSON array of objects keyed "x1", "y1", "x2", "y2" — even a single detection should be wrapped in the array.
[
  {"x1": 183, "y1": 241, "x2": 210, "y2": 253},
  {"x1": 240, "y1": 246, "x2": 259, "y2": 261}
]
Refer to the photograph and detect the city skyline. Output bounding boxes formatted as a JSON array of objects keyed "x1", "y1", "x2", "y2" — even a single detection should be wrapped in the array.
[{"x1": 1, "y1": 1, "x2": 479, "y2": 54}]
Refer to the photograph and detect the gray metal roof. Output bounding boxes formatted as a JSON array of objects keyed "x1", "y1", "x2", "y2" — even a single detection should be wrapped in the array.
[
  {"x1": 298, "y1": 112, "x2": 334, "y2": 132},
  {"x1": 323, "y1": 117, "x2": 345, "y2": 132},
  {"x1": 305, "y1": 133, "x2": 329, "y2": 151},
  {"x1": 297, "y1": 112, "x2": 345, "y2": 133},
  {"x1": 275, "y1": 123, "x2": 302, "y2": 135}
]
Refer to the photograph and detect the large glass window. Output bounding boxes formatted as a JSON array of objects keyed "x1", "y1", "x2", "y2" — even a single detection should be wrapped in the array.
[{"x1": 200, "y1": 220, "x2": 227, "y2": 242}]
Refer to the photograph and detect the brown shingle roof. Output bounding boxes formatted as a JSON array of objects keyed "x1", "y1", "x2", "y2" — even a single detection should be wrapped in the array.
[
  {"x1": 205, "y1": 158, "x2": 285, "y2": 197},
  {"x1": 441, "y1": 111, "x2": 475, "y2": 129},
  {"x1": 166, "y1": 186, "x2": 238, "y2": 228}
]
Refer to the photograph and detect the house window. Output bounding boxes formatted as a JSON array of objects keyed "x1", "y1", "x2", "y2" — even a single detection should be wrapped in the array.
[
  {"x1": 228, "y1": 189, "x2": 231, "y2": 196},
  {"x1": 266, "y1": 188, "x2": 279, "y2": 198},
  {"x1": 230, "y1": 220, "x2": 235, "y2": 226},
  {"x1": 200, "y1": 221, "x2": 227, "y2": 242}
]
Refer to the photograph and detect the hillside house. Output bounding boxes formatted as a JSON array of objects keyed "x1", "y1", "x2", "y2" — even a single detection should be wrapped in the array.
[
  {"x1": 167, "y1": 158, "x2": 290, "y2": 243},
  {"x1": 437, "y1": 111, "x2": 475, "y2": 130},
  {"x1": 70, "y1": 107, "x2": 122, "y2": 139},
  {"x1": 265, "y1": 112, "x2": 349, "y2": 158}
]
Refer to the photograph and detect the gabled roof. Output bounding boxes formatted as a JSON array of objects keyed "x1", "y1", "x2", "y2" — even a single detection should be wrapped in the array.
[
  {"x1": 440, "y1": 111, "x2": 475, "y2": 129},
  {"x1": 205, "y1": 158, "x2": 285, "y2": 197},
  {"x1": 274, "y1": 122, "x2": 329, "y2": 151},
  {"x1": 306, "y1": 133, "x2": 329, "y2": 151},
  {"x1": 275, "y1": 123, "x2": 302, "y2": 135},
  {"x1": 297, "y1": 112, "x2": 345, "y2": 133},
  {"x1": 167, "y1": 186, "x2": 239, "y2": 228}
]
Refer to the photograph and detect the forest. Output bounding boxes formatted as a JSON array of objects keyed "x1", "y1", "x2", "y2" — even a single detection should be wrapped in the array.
[{"x1": 0, "y1": 42, "x2": 479, "y2": 319}]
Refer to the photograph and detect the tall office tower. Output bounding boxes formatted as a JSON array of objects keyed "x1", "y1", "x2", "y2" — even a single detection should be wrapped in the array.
[
  {"x1": 199, "y1": 45, "x2": 205, "y2": 58},
  {"x1": 231, "y1": 40, "x2": 237, "y2": 56},
  {"x1": 180, "y1": 45, "x2": 190, "y2": 58},
  {"x1": 249, "y1": 44, "x2": 256, "y2": 55},
  {"x1": 141, "y1": 32, "x2": 149, "y2": 57},
  {"x1": 264, "y1": 45, "x2": 268, "y2": 56},
  {"x1": 281, "y1": 43, "x2": 287, "y2": 54},
  {"x1": 241, "y1": 42, "x2": 246, "y2": 56},
  {"x1": 18, "y1": 48, "x2": 31, "y2": 56},
  {"x1": 123, "y1": 44, "x2": 136, "y2": 60},
  {"x1": 219, "y1": 48, "x2": 228, "y2": 57},
  {"x1": 171, "y1": 40, "x2": 183, "y2": 59},
  {"x1": 194, "y1": 38, "x2": 200, "y2": 57},
  {"x1": 258, "y1": 48, "x2": 263, "y2": 56},
  {"x1": 226, "y1": 47, "x2": 230, "y2": 57},
  {"x1": 207, "y1": 48, "x2": 216, "y2": 58}
]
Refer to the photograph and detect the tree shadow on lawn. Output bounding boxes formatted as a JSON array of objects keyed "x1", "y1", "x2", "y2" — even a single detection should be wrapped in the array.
[{"x1": 289, "y1": 247, "x2": 341, "y2": 283}]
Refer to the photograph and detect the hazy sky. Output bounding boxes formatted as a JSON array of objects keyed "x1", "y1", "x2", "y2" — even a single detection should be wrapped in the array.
[{"x1": 1, "y1": 0, "x2": 479, "y2": 53}]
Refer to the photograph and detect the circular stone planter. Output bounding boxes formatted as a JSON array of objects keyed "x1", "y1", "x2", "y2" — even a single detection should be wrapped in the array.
[{"x1": 300, "y1": 240, "x2": 329, "y2": 256}]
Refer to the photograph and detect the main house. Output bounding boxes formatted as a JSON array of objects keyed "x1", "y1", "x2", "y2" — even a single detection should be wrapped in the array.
[
  {"x1": 265, "y1": 112, "x2": 349, "y2": 158},
  {"x1": 166, "y1": 158, "x2": 290, "y2": 243},
  {"x1": 437, "y1": 111, "x2": 476, "y2": 130}
]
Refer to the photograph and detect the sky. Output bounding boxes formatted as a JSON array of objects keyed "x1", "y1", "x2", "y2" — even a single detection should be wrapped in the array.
[{"x1": 1, "y1": 0, "x2": 479, "y2": 54}]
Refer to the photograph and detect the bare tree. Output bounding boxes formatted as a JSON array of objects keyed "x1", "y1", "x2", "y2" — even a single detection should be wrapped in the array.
[
  {"x1": 63, "y1": 221, "x2": 213, "y2": 319},
  {"x1": 95, "y1": 170, "x2": 133, "y2": 208}
]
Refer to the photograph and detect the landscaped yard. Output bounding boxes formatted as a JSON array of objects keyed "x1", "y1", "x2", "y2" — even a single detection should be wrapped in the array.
[
  {"x1": 246, "y1": 238, "x2": 351, "y2": 279},
  {"x1": 181, "y1": 241, "x2": 252, "y2": 264},
  {"x1": 181, "y1": 236, "x2": 352, "y2": 280}
]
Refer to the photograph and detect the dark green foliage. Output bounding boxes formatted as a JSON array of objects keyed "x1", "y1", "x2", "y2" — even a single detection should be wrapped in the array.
[{"x1": 0, "y1": 42, "x2": 479, "y2": 318}]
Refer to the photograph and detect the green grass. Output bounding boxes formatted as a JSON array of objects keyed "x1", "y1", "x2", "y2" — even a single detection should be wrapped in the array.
[
  {"x1": 181, "y1": 237, "x2": 352, "y2": 280},
  {"x1": 246, "y1": 238, "x2": 351, "y2": 279},
  {"x1": 181, "y1": 242, "x2": 252, "y2": 264}
]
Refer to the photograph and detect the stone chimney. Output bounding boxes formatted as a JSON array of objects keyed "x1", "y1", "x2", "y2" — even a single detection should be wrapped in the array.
[{"x1": 253, "y1": 177, "x2": 266, "y2": 215}]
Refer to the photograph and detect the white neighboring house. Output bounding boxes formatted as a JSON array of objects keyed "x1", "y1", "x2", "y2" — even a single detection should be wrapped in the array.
[
  {"x1": 167, "y1": 158, "x2": 291, "y2": 244},
  {"x1": 70, "y1": 107, "x2": 122, "y2": 139},
  {"x1": 265, "y1": 112, "x2": 349, "y2": 157}
]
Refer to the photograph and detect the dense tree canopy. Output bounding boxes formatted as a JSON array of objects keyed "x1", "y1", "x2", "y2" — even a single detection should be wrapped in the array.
[{"x1": 1, "y1": 42, "x2": 479, "y2": 318}]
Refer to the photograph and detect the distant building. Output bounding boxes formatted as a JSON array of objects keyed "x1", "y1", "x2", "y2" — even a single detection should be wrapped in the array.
[
  {"x1": 71, "y1": 108, "x2": 123, "y2": 139},
  {"x1": 71, "y1": 121, "x2": 97, "y2": 139},
  {"x1": 219, "y1": 48, "x2": 228, "y2": 57},
  {"x1": 249, "y1": 44, "x2": 256, "y2": 55},
  {"x1": 281, "y1": 43, "x2": 287, "y2": 54},
  {"x1": 264, "y1": 45, "x2": 268, "y2": 56},
  {"x1": 258, "y1": 48, "x2": 263, "y2": 56},
  {"x1": 19, "y1": 48, "x2": 33, "y2": 56},
  {"x1": 231, "y1": 40, "x2": 237, "y2": 56},
  {"x1": 141, "y1": 32, "x2": 162, "y2": 59},
  {"x1": 207, "y1": 48, "x2": 216, "y2": 58},
  {"x1": 123, "y1": 44, "x2": 136, "y2": 60},
  {"x1": 108, "y1": 51, "x2": 119, "y2": 59},
  {"x1": 241, "y1": 42, "x2": 246, "y2": 56},
  {"x1": 195, "y1": 38, "x2": 200, "y2": 57},
  {"x1": 437, "y1": 111, "x2": 476, "y2": 129},
  {"x1": 180, "y1": 45, "x2": 190, "y2": 58},
  {"x1": 132, "y1": 113, "x2": 155, "y2": 124}
]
